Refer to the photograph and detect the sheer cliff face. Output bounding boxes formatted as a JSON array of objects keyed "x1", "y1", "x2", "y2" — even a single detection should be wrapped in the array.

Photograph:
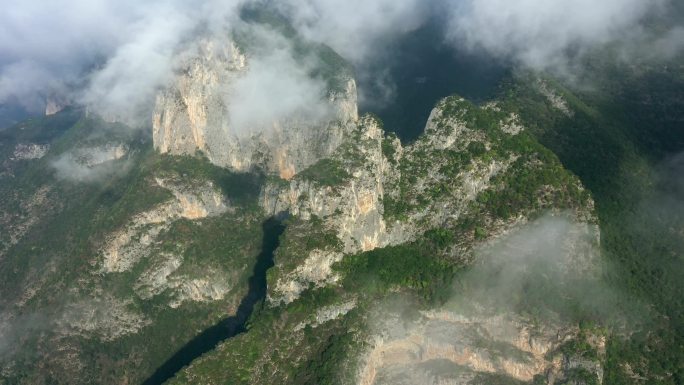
[
  {"x1": 357, "y1": 310, "x2": 605, "y2": 385},
  {"x1": 356, "y1": 214, "x2": 604, "y2": 385},
  {"x1": 260, "y1": 95, "x2": 595, "y2": 310},
  {"x1": 153, "y1": 38, "x2": 358, "y2": 179}
]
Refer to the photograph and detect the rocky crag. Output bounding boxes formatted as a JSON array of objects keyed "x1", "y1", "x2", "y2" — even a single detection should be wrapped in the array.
[
  {"x1": 158, "y1": 51, "x2": 600, "y2": 384},
  {"x1": 153, "y1": 37, "x2": 358, "y2": 180}
]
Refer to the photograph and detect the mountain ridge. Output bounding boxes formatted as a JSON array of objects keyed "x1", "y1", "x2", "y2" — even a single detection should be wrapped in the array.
[{"x1": 1, "y1": 11, "x2": 683, "y2": 385}]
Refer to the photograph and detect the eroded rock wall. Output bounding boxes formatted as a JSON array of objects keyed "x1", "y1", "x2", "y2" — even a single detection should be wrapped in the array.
[{"x1": 153, "y1": 38, "x2": 358, "y2": 178}]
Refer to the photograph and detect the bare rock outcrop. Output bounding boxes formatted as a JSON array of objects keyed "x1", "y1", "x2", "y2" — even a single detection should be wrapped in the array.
[
  {"x1": 263, "y1": 99, "x2": 525, "y2": 304},
  {"x1": 153, "y1": 38, "x2": 358, "y2": 178},
  {"x1": 356, "y1": 310, "x2": 598, "y2": 385},
  {"x1": 99, "y1": 177, "x2": 230, "y2": 273},
  {"x1": 356, "y1": 212, "x2": 604, "y2": 385},
  {"x1": 11, "y1": 143, "x2": 50, "y2": 160}
]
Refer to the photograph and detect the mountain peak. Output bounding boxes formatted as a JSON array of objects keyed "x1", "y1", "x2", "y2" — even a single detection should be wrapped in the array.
[{"x1": 152, "y1": 34, "x2": 358, "y2": 179}]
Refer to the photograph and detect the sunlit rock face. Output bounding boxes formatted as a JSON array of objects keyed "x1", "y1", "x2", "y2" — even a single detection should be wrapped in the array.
[
  {"x1": 153, "y1": 38, "x2": 358, "y2": 179},
  {"x1": 357, "y1": 310, "x2": 604, "y2": 385},
  {"x1": 261, "y1": 116, "x2": 396, "y2": 253},
  {"x1": 100, "y1": 177, "x2": 230, "y2": 274},
  {"x1": 261, "y1": 101, "x2": 537, "y2": 304},
  {"x1": 44, "y1": 96, "x2": 70, "y2": 116},
  {"x1": 356, "y1": 214, "x2": 605, "y2": 385},
  {"x1": 12, "y1": 143, "x2": 50, "y2": 160}
]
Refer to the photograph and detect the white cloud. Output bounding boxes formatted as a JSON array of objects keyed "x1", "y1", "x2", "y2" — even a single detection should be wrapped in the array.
[
  {"x1": 79, "y1": 5, "x2": 196, "y2": 125},
  {"x1": 0, "y1": 0, "x2": 680, "y2": 122},
  {"x1": 225, "y1": 29, "x2": 331, "y2": 134},
  {"x1": 0, "y1": 0, "x2": 243, "y2": 121},
  {"x1": 275, "y1": 0, "x2": 429, "y2": 64},
  {"x1": 444, "y1": 0, "x2": 670, "y2": 69},
  {"x1": 51, "y1": 144, "x2": 131, "y2": 182}
]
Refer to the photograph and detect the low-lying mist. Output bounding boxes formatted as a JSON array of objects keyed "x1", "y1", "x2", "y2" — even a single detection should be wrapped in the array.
[
  {"x1": 367, "y1": 212, "x2": 649, "y2": 353},
  {"x1": 354, "y1": 212, "x2": 653, "y2": 385}
]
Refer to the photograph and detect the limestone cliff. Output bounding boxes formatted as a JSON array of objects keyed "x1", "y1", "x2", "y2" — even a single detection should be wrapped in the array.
[
  {"x1": 357, "y1": 310, "x2": 605, "y2": 385},
  {"x1": 99, "y1": 177, "x2": 230, "y2": 274},
  {"x1": 261, "y1": 95, "x2": 593, "y2": 305},
  {"x1": 153, "y1": 38, "x2": 358, "y2": 179},
  {"x1": 45, "y1": 96, "x2": 68, "y2": 116},
  {"x1": 165, "y1": 81, "x2": 599, "y2": 382},
  {"x1": 356, "y1": 213, "x2": 603, "y2": 385}
]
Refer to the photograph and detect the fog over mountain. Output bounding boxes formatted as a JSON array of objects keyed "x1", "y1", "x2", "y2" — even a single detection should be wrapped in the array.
[
  {"x1": 1, "y1": 0, "x2": 680, "y2": 123},
  {"x1": 0, "y1": 0, "x2": 242, "y2": 118},
  {"x1": 444, "y1": 0, "x2": 672, "y2": 68},
  {"x1": 1, "y1": 1, "x2": 684, "y2": 385}
]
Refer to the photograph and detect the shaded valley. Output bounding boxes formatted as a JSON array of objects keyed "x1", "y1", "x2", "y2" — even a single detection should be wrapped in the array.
[{"x1": 142, "y1": 218, "x2": 286, "y2": 385}]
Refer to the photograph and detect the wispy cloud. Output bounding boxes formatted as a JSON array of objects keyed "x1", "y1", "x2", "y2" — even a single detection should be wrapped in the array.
[
  {"x1": 443, "y1": 0, "x2": 675, "y2": 70},
  {"x1": 0, "y1": 0, "x2": 680, "y2": 123},
  {"x1": 224, "y1": 27, "x2": 332, "y2": 134}
]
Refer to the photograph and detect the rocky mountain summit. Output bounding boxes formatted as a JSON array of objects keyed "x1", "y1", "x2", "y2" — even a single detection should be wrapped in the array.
[
  {"x1": 153, "y1": 36, "x2": 358, "y2": 180},
  {"x1": 160, "y1": 77, "x2": 601, "y2": 385}
]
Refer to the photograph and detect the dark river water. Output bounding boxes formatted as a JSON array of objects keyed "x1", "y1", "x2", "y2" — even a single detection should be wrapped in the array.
[{"x1": 142, "y1": 218, "x2": 285, "y2": 385}]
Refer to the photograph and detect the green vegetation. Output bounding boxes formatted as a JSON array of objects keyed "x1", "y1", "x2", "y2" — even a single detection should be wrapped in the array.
[
  {"x1": 0, "y1": 112, "x2": 274, "y2": 385},
  {"x1": 381, "y1": 134, "x2": 398, "y2": 163},
  {"x1": 384, "y1": 96, "x2": 589, "y2": 223},
  {"x1": 297, "y1": 158, "x2": 351, "y2": 187},
  {"x1": 3, "y1": 47, "x2": 684, "y2": 385},
  {"x1": 138, "y1": 88, "x2": 596, "y2": 385},
  {"x1": 336, "y1": 243, "x2": 457, "y2": 303},
  {"x1": 476, "y1": 148, "x2": 587, "y2": 220},
  {"x1": 0, "y1": 107, "x2": 80, "y2": 146},
  {"x1": 559, "y1": 339, "x2": 599, "y2": 361},
  {"x1": 557, "y1": 368, "x2": 601, "y2": 385},
  {"x1": 168, "y1": 286, "x2": 363, "y2": 385},
  {"x1": 423, "y1": 227, "x2": 457, "y2": 249},
  {"x1": 146, "y1": 154, "x2": 265, "y2": 207},
  {"x1": 266, "y1": 216, "x2": 343, "y2": 294},
  {"x1": 502, "y1": 61, "x2": 684, "y2": 383},
  {"x1": 290, "y1": 326, "x2": 360, "y2": 385},
  {"x1": 169, "y1": 234, "x2": 464, "y2": 385}
]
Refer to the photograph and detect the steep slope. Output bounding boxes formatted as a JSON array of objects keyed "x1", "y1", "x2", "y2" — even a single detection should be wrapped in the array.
[
  {"x1": 0, "y1": 113, "x2": 274, "y2": 385},
  {"x1": 153, "y1": 29, "x2": 358, "y2": 179},
  {"x1": 3, "y1": 10, "x2": 682, "y2": 385},
  {"x1": 499, "y1": 57, "x2": 684, "y2": 383},
  {"x1": 166, "y1": 94, "x2": 599, "y2": 385},
  {"x1": 0, "y1": 13, "x2": 369, "y2": 385},
  {"x1": 0, "y1": 84, "x2": 600, "y2": 385}
]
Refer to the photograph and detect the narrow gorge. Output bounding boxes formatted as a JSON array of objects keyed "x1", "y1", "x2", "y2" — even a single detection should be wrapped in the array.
[{"x1": 143, "y1": 218, "x2": 285, "y2": 385}]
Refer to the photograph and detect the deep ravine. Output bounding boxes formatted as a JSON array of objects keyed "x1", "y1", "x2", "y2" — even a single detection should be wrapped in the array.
[{"x1": 142, "y1": 218, "x2": 286, "y2": 385}]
